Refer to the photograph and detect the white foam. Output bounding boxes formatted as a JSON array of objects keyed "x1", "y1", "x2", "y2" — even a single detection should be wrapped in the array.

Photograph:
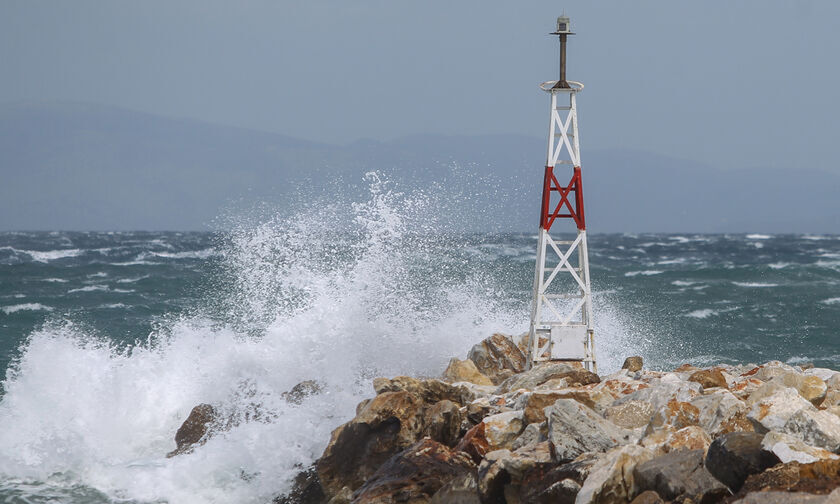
[
  {"x1": 40, "y1": 278, "x2": 69, "y2": 283},
  {"x1": 671, "y1": 280, "x2": 697, "y2": 287},
  {"x1": 732, "y1": 282, "x2": 778, "y2": 288},
  {"x1": 117, "y1": 276, "x2": 150, "y2": 284},
  {"x1": 152, "y1": 249, "x2": 219, "y2": 260},
  {"x1": 822, "y1": 298, "x2": 840, "y2": 305},
  {"x1": 746, "y1": 234, "x2": 772, "y2": 240},
  {"x1": 1, "y1": 303, "x2": 54, "y2": 315},
  {"x1": 768, "y1": 262, "x2": 790, "y2": 270},
  {"x1": 67, "y1": 285, "x2": 109, "y2": 293},
  {"x1": 23, "y1": 249, "x2": 82, "y2": 263},
  {"x1": 685, "y1": 309, "x2": 717, "y2": 319},
  {"x1": 625, "y1": 270, "x2": 664, "y2": 277}
]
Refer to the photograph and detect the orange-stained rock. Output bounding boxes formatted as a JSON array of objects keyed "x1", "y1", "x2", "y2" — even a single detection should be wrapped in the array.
[
  {"x1": 522, "y1": 389, "x2": 615, "y2": 424},
  {"x1": 442, "y1": 357, "x2": 494, "y2": 387},
  {"x1": 166, "y1": 403, "x2": 218, "y2": 458},
  {"x1": 467, "y1": 333, "x2": 527, "y2": 385},
  {"x1": 317, "y1": 390, "x2": 426, "y2": 497},
  {"x1": 622, "y1": 356, "x2": 644, "y2": 372},
  {"x1": 675, "y1": 364, "x2": 699, "y2": 373},
  {"x1": 646, "y1": 399, "x2": 701, "y2": 433},
  {"x1": 730, "y1": 377, "x2": 765, "y2": 401},
  {"x1": 455, "y1": 422, "x2": 490, "y2": 463},
  {"x1": 688, "y1": 368, "x2": 729, "y2": 389}
]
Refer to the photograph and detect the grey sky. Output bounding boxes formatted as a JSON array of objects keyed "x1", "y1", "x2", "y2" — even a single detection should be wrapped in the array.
[{"x1": 2, "y1": 1, "x2": 839, "y2": 174}]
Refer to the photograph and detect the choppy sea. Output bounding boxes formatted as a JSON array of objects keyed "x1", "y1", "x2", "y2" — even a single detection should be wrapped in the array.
[{"x1": 0, "y1": 180, "x2": 838, "y2": 503}]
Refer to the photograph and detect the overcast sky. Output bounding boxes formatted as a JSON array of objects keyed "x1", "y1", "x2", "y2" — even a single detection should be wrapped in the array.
[{"x1": 2, "y1": 1, "x2": 839, "y2": 174}]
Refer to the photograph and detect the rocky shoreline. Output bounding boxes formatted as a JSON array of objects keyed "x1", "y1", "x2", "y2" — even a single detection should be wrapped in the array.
[{"x1": 172, "y1": 333, "x2": 840, "y2": 503}]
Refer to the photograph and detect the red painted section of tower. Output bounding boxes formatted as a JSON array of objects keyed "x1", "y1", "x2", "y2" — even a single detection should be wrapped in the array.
[{"x1": 539, "y1": 165, "x2": 585, "y2": 231}]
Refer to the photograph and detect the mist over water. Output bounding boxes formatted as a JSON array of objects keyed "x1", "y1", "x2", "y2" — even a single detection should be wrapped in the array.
[{"x1": 0, "y1": 175, "x2": 837, "y2": 502}]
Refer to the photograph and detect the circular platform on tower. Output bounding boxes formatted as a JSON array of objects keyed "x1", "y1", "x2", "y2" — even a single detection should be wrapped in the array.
[{"x1": 540, "y1": 80, "x2": 584, "y2": 92}]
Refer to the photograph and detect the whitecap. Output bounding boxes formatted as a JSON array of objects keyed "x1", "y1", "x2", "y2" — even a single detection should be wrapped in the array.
[
  {"x1": 624, "y1": 270, "x2": 664, "y2": 277},
  {"x1": 68, "y1": 285, "x2": 109, "y2": 293},
  {"x1": 151, "y1": 249, "x2": 218, "y2": 260},
  {"x1": 746, "y1": 234, "x2": 772, "y2": 240},
  {"x1": 821, "y1": 298, "x2": 840, "y2": 305},
  {"x1": 1, "y1": 303, "x2": 54, "y2": 314},
  {"x1": 40, "y1": 278, "x2": 69, "y2": 283},
  {"x1": 732, "y1": 282, "x2": 778, "y2": 288},
  {"x1": 23, "y1": 249, "x2": 82, "y2": 262},
  {"x1": 671, "y1": 280, "x2": 697, "y2": 287},
  {"x1": 685, "y1": 309, "x2": 717, "y2": 319},
  {"x1": 768, "y1": 262, "x2": 790, "y2": 270},
  {"x1": 116, "y1": 275, "x2": 150, "y2": 283}
]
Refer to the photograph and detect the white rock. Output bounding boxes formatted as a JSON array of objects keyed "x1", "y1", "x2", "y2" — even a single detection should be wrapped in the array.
[
  {"x1": 483, "y1": 410, "x2": 526, "y2": 451},
  {"x1": 575, "y1": 445, "x2": 655, "y2": 504},
  {"x1": 782, "y1": 409, "x2": 840, "y2": 452},
  {"x1": 747, "y1": 387, "x2": 816, "y2": 433},
  {"x1": 690, "y1": 389, "x2": 748, "y2": 437},
  {"x1": 547, "y1": 399, "x2": 637, "y2": 462},
  {"x1": 805, "y1": 367, "x2": 839, "y2": 382},
  {"x1": 761, "y1": 431, "x2": 840, "y2": 464}
]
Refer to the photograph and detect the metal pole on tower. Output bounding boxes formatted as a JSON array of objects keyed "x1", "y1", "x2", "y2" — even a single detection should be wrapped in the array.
[{"x1": 527, "y1": 16, "x2": 596, "y2": 372}]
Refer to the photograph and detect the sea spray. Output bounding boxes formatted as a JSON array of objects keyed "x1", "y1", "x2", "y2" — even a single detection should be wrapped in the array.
[{"x1": 0, "y1": 175, "x2": 527, "y2": 503}]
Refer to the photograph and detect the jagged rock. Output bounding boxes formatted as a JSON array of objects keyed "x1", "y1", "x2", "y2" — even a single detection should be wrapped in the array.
[
  {"x1": 823, "y1": 389, "x2": 840, "y2": 409},
  {"x1": 612, "y1": 378, "x2": 702, "y2": 411},
  {"x1": 520, "y1": 389, "x2": 614, "y2": 425},
  {"x1": 688, "y1": 368, "x2": 729, "y2": 389},
  {"x1": 629, "y1": 490, "x2": 664, "y2": 504},
  {"x1": 575, "y1": 445, "x2": 655, "y2": 504},
  {"x1": 741, "y1": 361, "x2": 799, "y2": 382},
  {"x1": 546, "y1": 399, "x2": 636, "y2": 463},
  {"x1": 536, "y1": 377, "x2": 570, "y2": 390},
  {"x1": 482, "y1": 410, "x2": 525, "y2": 452},
  {"x1": 317, "y1": 391, "x2": 426, "y2": 496},
  {"x1": 274, "y1": 466, "x2": 326, "y2": 504},
  {"x1": 512, "y1": 422, "x2": 546, "y2": 451},
  {"x1": 762, "y1": 431, "x2": 840, "y2": 464},
  {"x1": 282, "y1": 380, "x2": 324, "y2": 405},
  {"x1": 782, "y1": 408, "x2": 840, "y2": 452},
  {"x1": 806, "y1": 367, "x2": 839, "y2": 381},
  {"x1": 747, "y1": 386, "x2": 816, "y2": 433},
  {"x1": 674, "y1": 363, "x2": 699, "y2": 372},
  {"x1": 605, "y1": 400, "x2": 653, "y2": 429},
  {"x1": 645, "y1": 398, "x2": 701, "y2": 433},
  {"x1": 429, "y1": 472, "x2": 480, "y2": 504},
  {"x1": 641, "y1": 425, "x2": 711, "y2": 455},
  {"x1": 593, "y1": 373, "x2": 650, "y2": 400},
  {"x1": 424, "y1": 400, "x2": 462, "y2": 447},
  {"x1": 442, "y1": 358, "x2": 494, "y2": 387},
  {"x1": 465, "y1": 397, "x2": 508, "y2": 424},
  {"x1": 467, "y1": 333, "x2": 527, "y2": 385},
  {"x1": 633, "y1": 448, "x2": 729, "y2": 502},
  {"x1": 690, "y1": 388, "x2": 753, "y2": 437},
  {"x1": 729, "y1": 377, "x2": 765, "y2": 401},
  {"x1": 732, "y1": 491, "x2": 827, "y2": 503},
  {"x1": 622, "y1": 357, "x2": 644, "y2": 372},
  {"x1": 739, "y1": 459, "x2": 840, "y2": 496},
  {"x1": 455, "y1": 423, "x2": 490, "y2": 464},
  {"x1": 372, "y1": 376, "x2": 474, "y2": 406},
  {"x1": 749, "y1": 372, "x2": 828, "y2": 406},
  {"x1": 167, "y1": 403, "x2": 218, "y2": 457},
  {"x1": 496, "y1": 362, "x2": 599, "y2": 394},
  {"x1": 477, "y1": 444, "x2": 554, "y2": 504},
  {"x1": 704, "y1": 431, "x2": 780, "y2": 492},
  {"x1": 351, "y1": 438, "x2": 476, "y2": 504}
]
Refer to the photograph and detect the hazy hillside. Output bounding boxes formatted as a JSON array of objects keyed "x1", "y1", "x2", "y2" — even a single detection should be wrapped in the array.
[{"x1": 1, "y1": 102, "x2": 837, "y2": 233}]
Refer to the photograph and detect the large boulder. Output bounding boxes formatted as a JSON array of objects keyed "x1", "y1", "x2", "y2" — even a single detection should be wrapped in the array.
[
  {"x1": 546, "y1": 399, "x2": 636, "y2": 463},
  {"x1": 605, "y1": 400, "x2": 653, "y2": 430},
  {"x1": 612, "y1": 378, "x2": 701, "y2": 411},
  {"x1": 497, "y1": 362, "x2": 599, "y2": 394},
  {"x1": 429, "y1": 472, "x2": 480, "y2": 504},
  {"x1": 747, "y1": 386, "x2": 816, "y2": 433},
  {"x1": 575, "y1": 445, "x2": 655, "y2": 504},
  {"x1": 749, "y1": 372, "x2": 828, "y2": 407},
  {"x1": 372, "y1": 376, "x2": 474, "y2": 406},
  {"x1": 351, "y1": 438, "x2": 476, "y2": 504},
  {"x1": 762, "y1": 431, "x2": 840, "y2": 464},
  {"x1": 622, "y1": 356, "x2": 644, "y2": 372},
  {"x1": 423, "y1": 400, "x2": 462, "y2": 447},
  {"x1": 521, "y1": 389, "x2": 614, "y2": 424},
  {"x1": 641, "y1": 425, "x2": 712, "y2": 455},
  {"x1": 476, "y1": 444, "x2": 554, "y2": 504},
  {"x1": 633, "y1": 449, "x2": 729, "y2": 502},
  {"x1": 704, "y1": 431, "x2": 781, "y2": 492},
  {"x1": 317, "y1": 391, "x2": 426, "y2": 497},
  {"x1": 442, "y1": 358, "x2": 494, "y2": 387},
  {"x1": 467, "y1": 333, "x2": 527, "y2": 385},
  {"x1": 688, "y1": 368, "x2": 729, "y2": 389},
  {"x1": 690, "y1": 388, "x2": 753, "y2": 437},
  {"x1": 482, "y1": 410, "x2": 526, "y2": 452},
  {"x1": 782, "y1": 408, "x2": 840, "y2": 452},
  {"x1": 645, "y1": 398, "x2": 701, "y2": 433},
  {"x1": 738, "y1": 459, "x2": 840, "y2": 495},
  {"x1": 166, "y1": 403, "x2": 219, "y2": 457}
]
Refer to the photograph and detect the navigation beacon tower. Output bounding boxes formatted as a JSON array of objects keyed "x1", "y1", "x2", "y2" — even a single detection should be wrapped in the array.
[{"x1": 527, "y1": 16, "x2": 596, "y2": 372}]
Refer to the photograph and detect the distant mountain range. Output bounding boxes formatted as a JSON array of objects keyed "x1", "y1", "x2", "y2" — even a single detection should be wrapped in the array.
[{"x1": 1, "y1": 102, "x2": 837, "y2": 233}]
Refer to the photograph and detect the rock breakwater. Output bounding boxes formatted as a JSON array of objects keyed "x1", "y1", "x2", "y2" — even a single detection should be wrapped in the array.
[{"x1": 172, "y1": 333, "x2": 840, "y2": 503}]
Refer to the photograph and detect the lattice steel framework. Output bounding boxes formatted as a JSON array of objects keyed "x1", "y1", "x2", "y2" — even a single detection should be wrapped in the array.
[{"x1": 527, "y1": 76, "x2": 596, "y2": 372}]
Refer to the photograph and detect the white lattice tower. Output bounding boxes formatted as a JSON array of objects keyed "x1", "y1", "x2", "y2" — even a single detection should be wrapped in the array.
[{"x1": 527, "y1": 17, "x2": 596, "y2": 372}]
